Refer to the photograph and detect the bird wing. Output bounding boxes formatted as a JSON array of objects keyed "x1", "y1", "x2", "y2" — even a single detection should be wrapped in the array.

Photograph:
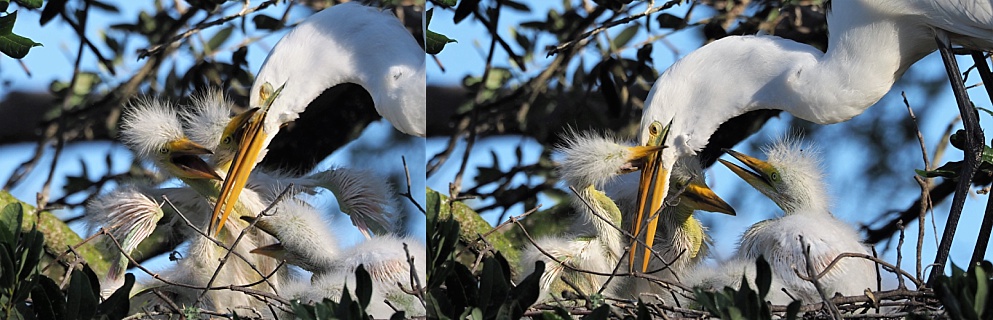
[{"x1": 910, "y1": 0, "x2": 993, "y2": 48}]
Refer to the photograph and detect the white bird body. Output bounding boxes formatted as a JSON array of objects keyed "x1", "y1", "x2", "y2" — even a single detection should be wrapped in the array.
[
  {"x1": 719, "y1": 138, "x2": 876, "y2": 304},
  {"x1": 212, "y1": 2, "x2": 425, "y2": 233},
  {"x1": 633, "y1": 1, "x2": 993, "y2": 261},
  {"x1": 737, "y1": 212, "x2": 875, "y2": 303},
  {"x1": 686, "y1": 257, "x2": 794, "y2": 305},
  {"x1": 252, "y1": 2, "x2": 425, "y2": 139},
  {"x1": 248, "y1": 177, "x2": 425, "y2": 318}
]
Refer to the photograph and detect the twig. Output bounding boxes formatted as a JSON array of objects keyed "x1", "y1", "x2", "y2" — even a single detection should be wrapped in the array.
[
  {"x1": 196, "y1": 184, "x2": 295, "y2": 302},
  {"x1": 798, "y1": 236, "x2": 843, "y2": 319},
  {"x1": 546, "y1": 0, "x2": 682, "y2": 57},
  {"x1": 904, "y1": 90, "x2": 933, "y2": 284},
  {"x1": 139, "y1": 0, "x2": 279, "y2": 58},
  {"x1": 402, "y1": 243, "x2": 426, "y2": 307},
  {"x1": 400, "y1": 156, "x2": 426, "y2": 214}
]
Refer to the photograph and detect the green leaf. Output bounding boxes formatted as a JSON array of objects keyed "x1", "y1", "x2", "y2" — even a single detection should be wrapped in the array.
[
  {"x1": 611, "y1": 25, "x2": 639, "y2": 49},
  {"x1": 13, "y1": 0, "x2": 41, "y2": 9},
  {"x1": 0, "y1": 11, "x2": 42, "y2": 59},
  {"x1": 32, "y1": 275, "x2": 65, "y2": 319},
  {"x1": 426, "y1": 29, "x2": 456, "y2": 55},
  {"x1": 0, "y1": 203, "x2": 21, "y2": 245},
  {"x1": 477, "y1": 256, "x2": 510, "y2": 314},
  {"x1": 97, "y1": 273, "x2": 133, "y2": 319},
  {"x1": 755, "y1": 255, "x2": 772, "y2": 299},
  {"x1": 0, "y1": 0, "x2": 9, "y2": 12},
  {"x1": 453, "y1": 0, "x2": 478, "y2": 24},
  {"x1": 354, "y1": 264, "x2": 373, "y2": 310},
  {"x1": 434, "y1": 0, "x2": 457, "y2": 7},
  {"x1": 39, "y1": 0, "x2": 67, "y2": 26},
  {"x1": 206, "y1": 25, "x2": 233, "y2": 51},
  {"x1": 65, "y1": 269, "x2": 98, "y2": 320},
  {"x1": 252, "y1": 14, "x2": 282, "y2": 30}
]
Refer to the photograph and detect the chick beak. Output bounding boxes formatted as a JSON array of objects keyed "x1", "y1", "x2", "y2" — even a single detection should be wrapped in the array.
[
  {"x1": 718, "y1": 148, "x2": 776, "y2": 193},
  {"x1": 680, "y1": 181, "x2": 736, "y2": 215},
  {"x1": 250, "y1": 243, "x2": 288, "y2": 260},
  {"x1": 167, "y1": 138, "x2": 222, "y2": 180}
]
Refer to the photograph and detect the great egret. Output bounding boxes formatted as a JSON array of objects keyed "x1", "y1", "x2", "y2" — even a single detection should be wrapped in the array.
[
  {"x1": 632, "y1": 0, "x2": 993, "y2": 272},
  {"x1": 246, "y1": 201, "x2": 427, "y2": 318},
  {"x1": 212, "y1": 2, "x2": 426, "y2": 235},
  {"x1": 718, "y1": 138, "x2": 875, "y2": 303},
  {"x1": 182, "y1": 89, "x2": 400, "y2": 238},
  {"x1": 522, "y1": 131, "x2": 733, "y2": 302}
]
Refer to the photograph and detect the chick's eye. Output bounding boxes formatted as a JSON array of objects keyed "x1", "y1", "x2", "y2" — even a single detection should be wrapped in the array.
[
  {"x1": 770, "y1": 172, "x2": 780, "y2": 182},
  {"x1": 159, "y1": 147, "x2": 169, "y2": 154},
  {"x1": 222, "y1": 136, "x2": 232, "y2": 145}
]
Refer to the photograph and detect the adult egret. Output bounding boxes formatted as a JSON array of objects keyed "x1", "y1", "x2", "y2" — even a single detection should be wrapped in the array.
[
  {"x1": 182, "y1": 90, "x2": 400, "y2": 238},
  {"x1": 718, "y1": 138, "x2": 875, "y2": 303},
  {"x1": 212, "y1": 2, "x2": 426, "y2": 235},
  {"x1": 246, "y1": 202, "x2": 426, "y2": 317},
  {"x1": 632, "y1": 0, "x2": 993, "y2": 272},
  {"x1": 521, "y1": 131, "x2": 734, "y2": 301}
]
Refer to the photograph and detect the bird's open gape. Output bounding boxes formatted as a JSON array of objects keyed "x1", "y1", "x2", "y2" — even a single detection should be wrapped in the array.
[
  {"x1": 631, "y1": 120, "x2": 672, "y2": 272},
  {"x1": 211, "y1": 83, "x2": 285, "y2": 236}
]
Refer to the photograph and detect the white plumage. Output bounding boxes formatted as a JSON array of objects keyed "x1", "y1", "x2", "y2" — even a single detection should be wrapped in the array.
[
  {"x1": 718, "y1": 138, "x2": 876, "y2": 303},
  {"x1": 631, "y1": 1, "x2": 993, "y2": 270}
]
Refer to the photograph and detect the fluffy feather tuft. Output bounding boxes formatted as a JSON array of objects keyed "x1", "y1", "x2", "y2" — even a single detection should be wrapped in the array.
[
  {"x1": 120, "y1": 97, "x2": 184, "y2": 161},
  {"x1": 556, "y1": 129, "x2": 635, "y2": 189}
]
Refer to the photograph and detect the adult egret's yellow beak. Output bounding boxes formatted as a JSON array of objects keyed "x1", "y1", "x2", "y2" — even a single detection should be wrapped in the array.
[
  {"x1": 630, "y1": 120, "x2": 671, "y2": 272},
  {"x1": 210, "y1": 83, "x2": 284, "y2": 236},
  {"x1": 166, "y1": 138, "x2": 222, "y2": 181}
]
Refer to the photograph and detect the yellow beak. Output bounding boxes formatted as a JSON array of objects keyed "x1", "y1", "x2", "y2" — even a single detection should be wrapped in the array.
[
  {"x1": 718, "y1": 148, "x2": 777, "y2": 193},
  {"x1": 630, "y1": 121, "x2": 671, "y2": 272},
  {"x1": 681, "y1": 180, "x2": 736, "y2": 215},
  {"x1": 167, "y1": 138, "x2": 222, "y2": 181},
  {"x1": 210, "y1": 83, "x2": 284, "y2": 236}
]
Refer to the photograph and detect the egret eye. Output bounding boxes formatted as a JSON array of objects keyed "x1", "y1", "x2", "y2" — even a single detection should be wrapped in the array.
[
  {"x1": 770, "y1": 171, "x2": 780, "y2": 182},
  {"x1": 649, "y1": 121, "x2": 662, "y2": 136},
  {"x1": 222, "y1": 136, "x2": 232, "y2": 145},
  {"x1": 159, "y1": 147, "x2": 168, "y2": 154}
]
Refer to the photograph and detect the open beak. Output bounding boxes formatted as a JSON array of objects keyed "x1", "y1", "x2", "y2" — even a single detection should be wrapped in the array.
[
  {"x1": 681, "y1": 180, "x2": 736, "y2": 215},
  {"x1": 718, "y1": 149, "x2": 777, "y2": 194},
  {"x1": 630, "y1": 121, "x2": 671, "y2": 272},
  {"x1": 167, "y1": 138, "x2": 222, "y2": 180},
  {"x1": 210, "y1": 83, "x2": 284, "y2": 236}
]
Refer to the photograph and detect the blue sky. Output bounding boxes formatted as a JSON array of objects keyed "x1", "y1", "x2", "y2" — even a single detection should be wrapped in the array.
[{"x1": 425, "y1": 0, "x2": 993, "y2": 285}]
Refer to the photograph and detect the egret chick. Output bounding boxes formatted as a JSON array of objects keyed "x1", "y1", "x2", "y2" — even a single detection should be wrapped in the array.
[
  {"x1": 522, "y1": 131, "x2": 734, "y2": 302},
  {"x1": 247, "y1": 203, "x2": 426, "y2": 318},
  {"x1": 719, "y1": 138, "x2": 875, "y2": 303},
  {"x1": 86, "y1": 185, "x2": 163, "y2": 298},
  {"x1": 118, "y1": 98, "x2": 281, "y2": 313}
]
